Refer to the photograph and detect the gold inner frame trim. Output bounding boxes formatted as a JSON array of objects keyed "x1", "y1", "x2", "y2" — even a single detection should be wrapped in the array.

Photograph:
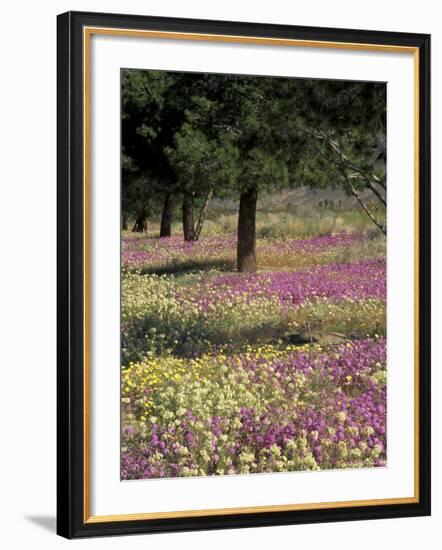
[{"x1": 83, "y1": 26, "x2": 420, "y2": 524}]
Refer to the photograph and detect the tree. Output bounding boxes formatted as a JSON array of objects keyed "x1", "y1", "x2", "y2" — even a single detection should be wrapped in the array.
[
  {"x1": 121, "y1": 155, "x2": 151, "y2": 233},
  {"x1": 164, "y1": 75, "x2": 299, "y2": 260},
  {"x1": 231, "y1": 78, "x2": 386, "y2": 270},
  {"x1": 122, "y1": 70, "x2": 233, "y2": 239},
  {"x1": 292, "y1": 80, "x2": 387, "y2": 234},
  {"x1": 121, "y1": 70, "x2": 187, "y2": 233},
  {"x1": 312, "y1": 129, "x2": 386, "y2": 234},
  {"x1": 159, "y1": 192, "x2": 175, "y2": 237},
  {"x1": 167, "y1": 120, "x2": 239, "y2": 241},
  {"x1": 122, "y1": 70, "x2": 386, "y2": 266},
  {"x1": 182, "y1": 75, "x2": 300, "y2": 270}
]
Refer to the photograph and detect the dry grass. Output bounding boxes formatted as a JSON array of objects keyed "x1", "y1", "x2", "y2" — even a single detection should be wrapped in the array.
[{"x1": 129, "y1": 202, "x2": 386, "y2": 242}]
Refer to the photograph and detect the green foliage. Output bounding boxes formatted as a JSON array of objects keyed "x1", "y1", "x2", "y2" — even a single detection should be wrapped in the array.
[
  {"x1": 121, "y1": 70, "x2": 182, "y2": 218},
  {"x1": 121, "y1": 69, "x2": 386, "y2": 224},
  {"x1": 166, "y1": 124, "x2": 240, "y2": 200}
]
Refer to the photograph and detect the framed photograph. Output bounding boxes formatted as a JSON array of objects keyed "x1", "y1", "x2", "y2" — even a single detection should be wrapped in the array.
[{"x1": 57, "y1": 11, "x2": 431, "y2": 538}]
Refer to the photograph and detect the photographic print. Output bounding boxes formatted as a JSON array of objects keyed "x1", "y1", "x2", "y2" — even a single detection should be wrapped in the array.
[{"x1": 120, "y1": 70, "x2": 387, "y2": 481}]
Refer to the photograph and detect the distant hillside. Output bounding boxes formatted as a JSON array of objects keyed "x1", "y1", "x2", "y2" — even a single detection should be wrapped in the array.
[{"x1": 210, "y1": 186, "x2": 379, "y2": 214}]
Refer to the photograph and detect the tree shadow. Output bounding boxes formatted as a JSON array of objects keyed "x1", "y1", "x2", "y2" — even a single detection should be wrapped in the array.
[
  {"x1": 140, "y1": 258, "x2": 234, "y2": 276},
  {"x1": 25, "y1": 515, "x2": 56, "y2": 533}
]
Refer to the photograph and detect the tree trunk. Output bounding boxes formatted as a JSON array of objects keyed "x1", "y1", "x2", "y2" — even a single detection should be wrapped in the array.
[
  {"x1": 122, "y1": 214, "x2": 128, "y2": 231},
  {"x1": 182, "y1": 195, "x2": 196, "y2": 241},
  {"x1": 237, "y1": 187, "x2": 258, "y2": 272},
  {"x1": 160, "y1": 193, "x2": 175, "y2": 237},
  {"x1": 194, "y1": 188, "x2": 213, "y2": 240},
  {"x1": 132, "y1": 206, "x2": 149, "y2": 233}
]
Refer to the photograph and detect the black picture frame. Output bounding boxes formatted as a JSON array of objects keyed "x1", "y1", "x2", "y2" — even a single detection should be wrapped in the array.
[{"x1": 57, "y1": 10, "x2": 431, "y2": 539}]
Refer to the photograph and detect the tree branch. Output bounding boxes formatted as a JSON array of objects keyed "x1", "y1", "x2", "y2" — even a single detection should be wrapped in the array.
[
  {"x1": 365, "y1": 180, "x2": 386, "y2": 207},
  {"x1": 341, "y1": 171, "x2": 386, "y2": 235},
  {"x1": 317, "y1": 131, "x2": 387, "y2": 206},
  {"x1": 297, "y1": 135, "x2": 387, "y2": 236}
]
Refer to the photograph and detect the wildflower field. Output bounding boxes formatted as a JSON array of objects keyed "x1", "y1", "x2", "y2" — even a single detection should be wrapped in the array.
[{"x1": 121, "y1": 226, "x2": 387, "y2": 480}]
